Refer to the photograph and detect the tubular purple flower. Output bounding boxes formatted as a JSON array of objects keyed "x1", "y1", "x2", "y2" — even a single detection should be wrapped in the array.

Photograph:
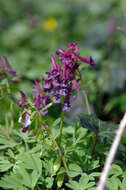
[
  {"x1": 56, "y1": 49, "x2": 64, "y2": 56},
  {"x1": 58, "y1": 62, "x2": 61, "y2": 72},
  {"x1": 3, "y1": 56, "x2": 16, "y2": 75},
  {"x1": 77, "y1": 55, "x2": 96, "y2": 67},
  {"x1": 50, "y1": 55, "x2": 57, "y2": 72},
  {"x1": 33, "y1": 93, "x2": 43, "y2": 109},
  {"x1": 73, "y1": 43, "x2": 79, "y2": 54},
  {"x1": 88, "y1": 56, "x2": 96, "y2": 67},
  {"x1": 18, "y1": 90, "x2": 26, "y2": 107},
  {"x1": 33, "y1": 80, "x2": 42, "y2": 96},
  {"x1": 62, "y1": 63, "x2": 67, "y2": 80},
  {"x1": 64, "y1": 45, "x2": 73, "y2": 56}
]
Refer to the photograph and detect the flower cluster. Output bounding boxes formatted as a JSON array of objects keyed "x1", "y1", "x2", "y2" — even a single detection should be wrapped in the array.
[
  {"x1": 32, "y1": 43, "x2": 96, "y2": 113},
  {"x1": 18, "y1": 43, "x2": 96, "y2": 132},
  {"x1": 0, "y1": 56, "x2": 16, "y2": 77}
]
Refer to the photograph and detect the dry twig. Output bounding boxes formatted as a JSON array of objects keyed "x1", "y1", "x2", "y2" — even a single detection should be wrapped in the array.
[{"x1": 97, "y1": 113, "x2": 126, "y2": 190}]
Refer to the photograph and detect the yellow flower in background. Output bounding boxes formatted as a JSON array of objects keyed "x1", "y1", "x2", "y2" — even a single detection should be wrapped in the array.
[{"x1": 43, "y1": 18, "x2": 58, "y2": 32}]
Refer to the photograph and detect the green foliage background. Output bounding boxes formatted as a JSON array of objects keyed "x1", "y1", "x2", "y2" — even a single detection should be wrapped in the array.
[
  {"x1": 0, "y1": 0, "x2": 126, "y2": 121},
  {"x1": 0, "y1": 1, "x2": 126, "y2": 189}
]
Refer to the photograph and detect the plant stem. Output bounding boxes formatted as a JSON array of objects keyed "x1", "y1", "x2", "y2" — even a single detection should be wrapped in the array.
[
  {"x1": 6, "y1": 79, "x2": 14, "y2": 132},
  {"x1": 5, "y1": 111, "x2": 10, "y2": 139},
  {"x1": 91, "y1": 133, "x2": 97, "y2": 156},
  {"x1": 58, "y1": 111, "x2": 64, "y2": 146},
  {"x1": 0, "y1": 86, "x2": 10, "y2": 138},
  {"x1": 77, "y1": 68, "x2": 91, "y2": 115},
  {"x1": 82, "y1": 87, "x2": 91, "y2": 115},
  {"x1": 49, "y1": 129, "x2": 72, "y2": 181}
]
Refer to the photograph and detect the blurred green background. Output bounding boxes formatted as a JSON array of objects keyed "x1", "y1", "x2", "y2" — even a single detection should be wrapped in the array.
[{"x1": 0, "y1": 0, "x2": 126, "y2": 122}]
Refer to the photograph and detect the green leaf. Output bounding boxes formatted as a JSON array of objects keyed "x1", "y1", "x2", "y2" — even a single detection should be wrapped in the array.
[
  {"x1": 120, "y1": 174, "x2": 126, "y2": 189},
  {"x1": 83, "y1": 182, "x2": 95, "y2": 189},
  {"x1": 79, "y1": 174, "x2": 90, "y2": 187},
  {"x1": 45, "y1": 177, "x2": 54, "y2": 189},
  {"x1": 68, "y1": 164, "x2": 82, "y2": 177},
  {"x1": 66, "y1": 181, "x2": 80, "y2": 190},
  {"x1": 107, "y1": 176, "x2": 121, "y2": 190},
  {"x1": 0, "y1": 156, "x2": 13, "y2": 172},
  {"x1": 0, "y1": 173, "x2": 27, "y2": 190},
  {"x1": 21, "y1": 153, "x2": 42, "y2": 188},
  {"x1": 69, "y1": 164, "x2": 82, "y2": 173},
  {"x1": 17, "y1": 166, "x2": 32, "y2": 188},
  {"x1": 0, "y1": 137, "x2": 17, "y2": 150},
  {"x1": 109, "y1": 164, "x2": 123, "y2": 177}
]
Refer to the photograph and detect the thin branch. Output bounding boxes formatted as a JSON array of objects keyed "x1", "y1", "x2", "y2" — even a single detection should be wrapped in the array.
[
  {"x1": 49, "y1": 129, "x2": 72, "y2": 181},
  {"x1": 97, "y1": 113, "x2": 126, "y2": 190}
]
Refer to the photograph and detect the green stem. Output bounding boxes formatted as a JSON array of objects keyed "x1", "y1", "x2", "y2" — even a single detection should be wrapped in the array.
[
  {"x1": 58, "y1": 111, "x2": 64, "y2": 146},
  {"x1": 6, "y1": 79, "x2": 14, "y2": 132},
  {"x1": 91, "y1": 132, "x2": 97, "y2": 156},
  {"x1": 82, "y1": 87, "x2": 91, "y2": 115},
  {"x1": 0, "y1": 86, "x2": 10, "y2": 138},
  {"x1": 5, "y1": 111, "x2": 10, "y2": 139},
  {"x1": 49, "y1": 129, "x2": 72, "y2": 181},
  {"x1": 77, "y1": 68, "x2": 91, "y2": 115}
]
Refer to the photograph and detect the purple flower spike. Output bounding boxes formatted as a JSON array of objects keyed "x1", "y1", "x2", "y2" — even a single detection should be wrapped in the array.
[
  {"x1": 3, "y1": 56, "x2": 11, "y2": 69},
  {"x1": 30, "y1": 43, "x2": 96, "y2": 114},
  {"x1": 77, "y1": 55, "x2": 89, "y2": 63},
  {"x1": 0, "y1": 59, "x2": 3, "y2": 69},
  {"x1": 3, "y1": 56, "x2": 16, "y2": 75}
]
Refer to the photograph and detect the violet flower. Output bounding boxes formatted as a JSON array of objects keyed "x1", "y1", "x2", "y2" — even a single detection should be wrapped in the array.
[
  {"x1": 33, "y1": 80, "x2": 42, "y2": 96},
  {"x1": 18, "y1": 111, "x2": 31, "y2": 133},
  {"x1": 39, "y1": 43, "x2": 96, "y2": 113}
]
